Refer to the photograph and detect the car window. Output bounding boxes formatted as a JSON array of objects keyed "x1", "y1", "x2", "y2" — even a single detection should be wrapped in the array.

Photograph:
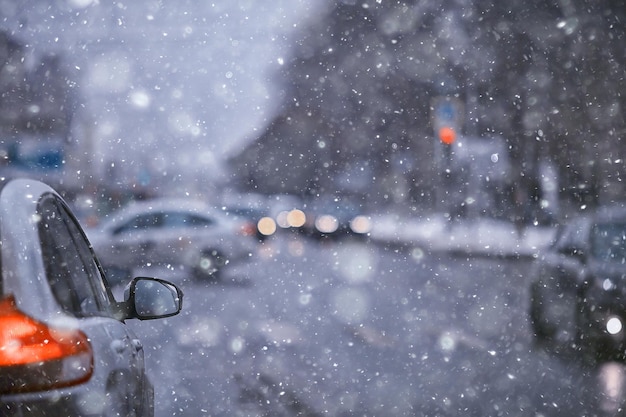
[
  {"x1": 223, "y1": 207, "x2": 263, "y2": 221},
  {"x1": 591, "y1": 222, "x2": 626, "y2": 263},
  {"x1": 554, "y1": 218, "x2": 588, "y2": 254},
  {"x1": 113, "y1": 213, "x2": 162, "y2": 235},
  {"x1": 39, "y1": 195, "x2": 111, "y2": 316},
  {"x1": 161, "y1": 212, "x2": 214, "y2": 228}
]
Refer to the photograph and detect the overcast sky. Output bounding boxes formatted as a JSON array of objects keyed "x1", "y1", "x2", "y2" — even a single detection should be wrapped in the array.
[{"x1": 0, "y1": 0, "x2": 328, "y2": 192}]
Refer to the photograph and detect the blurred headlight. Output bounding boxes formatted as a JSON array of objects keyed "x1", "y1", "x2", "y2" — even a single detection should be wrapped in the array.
[
  {"x1": 287, "y1": 209, "x2": 306, "y2": 228},
  {"x1": 607, "y1": 316, "x2": 623, "y2": 335},
  {"x1": 315, "y1": 215, "x2": 339, "y2": 233},
  {"x1": 350, "y1": 215, "x2": 371, "y2": 234},
  {"x1": 276, "y1": 211, "x2": 290, "y2": 228},
  {"x1": 257, "y1": 217, "x2": 277, "y2": 236}
]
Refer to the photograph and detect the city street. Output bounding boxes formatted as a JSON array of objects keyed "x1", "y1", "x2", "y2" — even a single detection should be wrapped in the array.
[
  {"x1": 0, "y1": 2, "x2": 623, "y2": 416},
  {"x1": 126, "y1": 233, "x2": 624, "y2": 416}
]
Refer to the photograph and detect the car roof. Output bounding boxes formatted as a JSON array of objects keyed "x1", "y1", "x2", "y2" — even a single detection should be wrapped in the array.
[
  {"x1": 592, "y1": 204, "x2": 626, "y2": 222},
  {"x1": 552, "y1": 204, "x2": 626, "y2": 244},
  {"x1": 98, "y1": 197, "x2": 227, "y2": 227},
  {"x1": 560, "y1": 204, "x2": 626, "y2": 224},
  {"x1": 117, "y1": 197, "x2": 213, "y2": 213}
]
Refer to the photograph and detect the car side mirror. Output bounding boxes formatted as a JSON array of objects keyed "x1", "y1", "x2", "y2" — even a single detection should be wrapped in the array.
[{"x1": 122, "y1": 277, "x2": 183, "y2": 320}]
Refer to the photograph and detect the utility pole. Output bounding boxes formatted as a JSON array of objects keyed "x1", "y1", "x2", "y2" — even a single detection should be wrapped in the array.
[{"x1": 431, "y1": 96, "x2": 463, "y2": 215}]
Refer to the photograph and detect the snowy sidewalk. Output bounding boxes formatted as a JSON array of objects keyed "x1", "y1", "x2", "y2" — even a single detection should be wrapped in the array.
[{"x1": 369, "y1": 213, "x2": 556, "y2": 258}]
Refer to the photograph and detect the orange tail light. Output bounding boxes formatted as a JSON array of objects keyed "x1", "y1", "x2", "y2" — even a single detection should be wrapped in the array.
[
  {"x1": 0, "y1": 295, "x2": 93, "y2": 394},
  {"x1": 239, "y1": 222, "x2": 257, "y2": 237}
]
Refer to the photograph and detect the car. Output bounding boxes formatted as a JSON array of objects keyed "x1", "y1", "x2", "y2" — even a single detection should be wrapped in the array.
[
  {"x1": 266, "y1": 194, "x2": 306, "y2": 232},
  {"x1": 89, "y1": 198, "x2": 258, "y2": 282},
  {"x1": 301, "y1": 195, "x2": 372, "y2": 239},
  {"x1": 216, "y1": 192, "x2": 278, "y2": 240},
  {"x1": 219, "y1": 193, "x2": 306, "y2": 238},
  {"x1": 529, "y1": 204, "x2": 626, "y2": 362},
  {"x1": 0, "y1": 178, "x2": 183, "y2": 416},
  {"x1": 221, "y1": 205, "x2": 275, "y2": 240}
]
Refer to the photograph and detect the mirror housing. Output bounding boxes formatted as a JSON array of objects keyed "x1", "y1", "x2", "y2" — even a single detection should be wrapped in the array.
[{"x1": 120, "y1": 277, "x2": 183, "y2": 320}]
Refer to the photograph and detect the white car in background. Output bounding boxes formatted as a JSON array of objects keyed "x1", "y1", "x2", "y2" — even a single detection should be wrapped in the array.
[{"x1": 89, "y1": 198, "x2": 258, "y2": 283}]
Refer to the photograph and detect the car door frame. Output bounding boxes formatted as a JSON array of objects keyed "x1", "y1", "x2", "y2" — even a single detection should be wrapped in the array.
[{"x1": 37, "y1": 193, "x2": 150, "y2": 415}]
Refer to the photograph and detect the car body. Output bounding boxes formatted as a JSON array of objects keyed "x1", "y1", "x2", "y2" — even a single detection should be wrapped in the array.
[
  {"x1": 0, "y1": 178, "x2": 183, "y2": 416},
  {"x1": 301, "y1": 195, "x2": 372, "y2": 239},
  {"x1": 89, "y1": 198, "x2": 258, "y2": 282},
  {"x1": 529, "y1": 204, "x2": 626, "y2": 361}
]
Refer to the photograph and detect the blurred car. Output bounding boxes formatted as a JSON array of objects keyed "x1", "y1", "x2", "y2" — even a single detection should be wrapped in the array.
[
  {"x1": 221, "y1": 205, "x2": 275, "y2": 241},
  {"x1": 301, "y1": 195, "x2": 372, "y2": 239},
  {"x1": 0, "y1": 178, "x2": 183, "y2": 416},
  {"x1": 223, "y1": 194, "x2": 310, "y2": 238},
  {"x1": 529, "y1": 205, "x2": 626, "y2": 361},
  {"x1": 265, "y1": 194, "x2": 306, "y2": 233},
  {"x1": 89, "y1": 198, "x2": 258, "y2": 281}
]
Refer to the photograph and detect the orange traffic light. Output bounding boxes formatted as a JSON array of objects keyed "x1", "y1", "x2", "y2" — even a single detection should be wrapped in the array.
[{"x1": 438, "y1": 126, "x2": 456, "y2": 145}]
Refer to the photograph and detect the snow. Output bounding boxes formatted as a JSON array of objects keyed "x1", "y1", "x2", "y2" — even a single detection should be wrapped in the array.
[
  {"x1": 0, "y1": 0, "x2": 328, "y2": 191},
  {"x1": 369, "y1": 213, "x2": 557, "y2": 257}
]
